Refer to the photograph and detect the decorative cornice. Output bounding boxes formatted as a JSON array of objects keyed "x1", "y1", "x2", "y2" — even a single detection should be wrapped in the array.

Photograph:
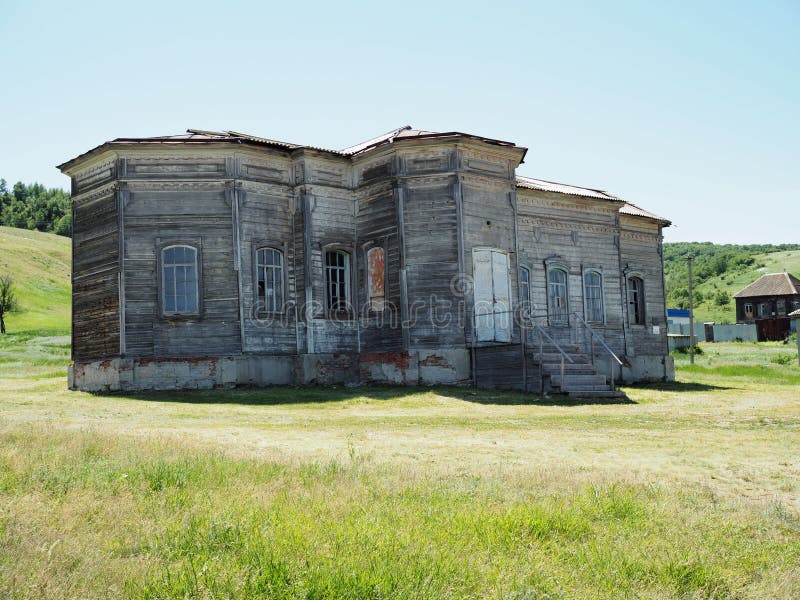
[
  {"x1": 72, "y1": 181, "x2": 118, "y2": 206},
  {"x1": 124, "y1": 180, "x2": 228, "y2": 192},
  {"x1": 519, "y1": 216, "x2": 617, "y2": 235},
  {"x1": 620, "y1": 230, "x2": 661, "y2": 243},
  {"x1": 459, "y1": 173, "x2": 515, "y2": 192},
  {"x1": 518, "y1": 194, "x2": 618, "y2": 216}
]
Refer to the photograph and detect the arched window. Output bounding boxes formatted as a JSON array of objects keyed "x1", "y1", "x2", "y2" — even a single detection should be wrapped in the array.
[
  {"x1": 367, "y1": 246, "x2": 385, "y2": 311},
  {"x1": 583, "y1": 270, "x2": 604, "y2": 323},
  {"x1": 162, "y1": 245, "x2": 199, "y2": 315},
  {"x1": 547, "y1": 266, "x2": 569, "y2": 325},
  {"x1": 627, "y1": 276, "x2": 645, "y2": 325},
  {"x1": 256, "y1": 247, "x2": 284, "y2": 313},
  {"x1": 325, "y1": 250, "x2": 351, "y2": 312},
  {"x1": 519, "y1": 266, "x2": 531, "y2": 312}
]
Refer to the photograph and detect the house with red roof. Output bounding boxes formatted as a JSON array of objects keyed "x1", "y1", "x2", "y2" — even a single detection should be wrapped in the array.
[{"x1": 734, "y1": 272, "x2": 800, "y2": 340}]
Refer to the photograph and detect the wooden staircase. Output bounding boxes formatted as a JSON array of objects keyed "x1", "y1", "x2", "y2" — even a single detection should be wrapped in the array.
[{"x1": 530, "y1": 343, "x2": 625, "y2": 398}]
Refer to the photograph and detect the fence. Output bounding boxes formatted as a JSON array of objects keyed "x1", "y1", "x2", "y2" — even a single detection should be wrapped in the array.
[{"x1": 668, "y1": 322, "x2": 757, "y2": 343}]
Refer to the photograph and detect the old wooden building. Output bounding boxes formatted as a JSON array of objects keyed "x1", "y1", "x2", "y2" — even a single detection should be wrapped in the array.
[
  {"x1": 734, "y1": 272, "x2": 800, "y2": 341},
  {"x1": 59, "y1": 126, "x2": 673, "y2": 394}
]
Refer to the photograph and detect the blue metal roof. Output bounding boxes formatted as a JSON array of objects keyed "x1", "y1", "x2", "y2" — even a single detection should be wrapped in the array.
[{"x1": 667, "y1": 309, "x2": 691, "y2": 318}]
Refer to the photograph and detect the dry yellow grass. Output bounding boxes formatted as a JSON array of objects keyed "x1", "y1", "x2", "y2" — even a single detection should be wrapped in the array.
[{"x1": 1, "y1": 340, "x2": 799, "y2": 598}]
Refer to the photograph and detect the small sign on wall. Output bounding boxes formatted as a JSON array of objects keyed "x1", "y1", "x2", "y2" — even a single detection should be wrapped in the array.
[{"x1": 652, "y1": 325, "x2": 660, "y2": 335}]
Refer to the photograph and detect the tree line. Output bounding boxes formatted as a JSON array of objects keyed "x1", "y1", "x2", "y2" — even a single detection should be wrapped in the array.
[
  {"x1": 0, "y1": 179, "x2": 71, "y2": 237},
  {"x1": 664, "y1": 242, "x2": 800, "y2": 309}
]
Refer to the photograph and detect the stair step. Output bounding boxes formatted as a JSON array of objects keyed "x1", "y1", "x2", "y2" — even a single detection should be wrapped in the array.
[
  {"x1": 534, "y1": 353, "x2": 591, "y2": 364},
  {"x1": 541, "y1": 364, "x2": 597, "y2": 373},
  {"x1": 551, "y1": 374, "x2": 608, "y2": 386},
  {"x1": 559, "y1": 384, "x2": 612, "y2": 392},
  {"x1": 563, "y1": 390, "x2": 626, "y2": 398}
]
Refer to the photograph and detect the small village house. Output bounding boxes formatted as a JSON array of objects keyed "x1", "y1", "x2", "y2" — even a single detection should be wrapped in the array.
[{"x1": 734, "y1": 272, "x2": 800, "y2": 341}]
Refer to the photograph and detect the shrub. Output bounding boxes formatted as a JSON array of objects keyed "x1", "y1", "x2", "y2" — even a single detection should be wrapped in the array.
[
  {"x1": 671, "y1": 345, "x2": 704, "y2": 356},
  {"x1": 770, "y1": 354, "x2": 794, "y2": 366}
]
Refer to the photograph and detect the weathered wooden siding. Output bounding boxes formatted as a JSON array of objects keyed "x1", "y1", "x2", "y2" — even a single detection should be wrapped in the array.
[
  {"x1": 306, "y1": 155, "x2": 360, "y2": 353},
  {"x1": 72, "y1": 184, "x2": 120, "y2": 360},
  {"x1": 355, "y1": 179, "x2": 403, "y2": 351},
  {"x1": 460, "y1": 171, "x2": 519, "y2": 346},
  {"x1": 619, "y1": 215, "x2": 668, "y2": 357},
  {"x1": 238, "y1": 181, "x2": 298, "y2": 354},
  {"x1": 402, "y1": 177, "x2": 463, "y2": 348},
  {"x1": 71, "y1": 156, "x2": 118, "y2": 196},
  {"x1": 516, "y1": 189, "x2": 627, "y2": 356},
  {"x1": 122, "y1": 180, "x2": 241, "y2": 357}
]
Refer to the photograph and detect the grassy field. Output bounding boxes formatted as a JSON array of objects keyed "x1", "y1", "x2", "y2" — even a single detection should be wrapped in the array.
[
  {"x1": 0, "y1": 226, "x2": 70, "y2": 333},
  {"x1": 1, "y1": 227, "x2": 798, "y2": 597},
  {"x1": 1, "y1": 334, "x2": 799, "y2": 598},
  {"x1": 690, "y1": 249, "x2": 800, "y2": 323}
]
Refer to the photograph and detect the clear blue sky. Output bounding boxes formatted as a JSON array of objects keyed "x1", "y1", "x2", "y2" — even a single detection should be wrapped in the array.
[{"x1": 1, "y1": 0, "x2": 797, "y2": 244}]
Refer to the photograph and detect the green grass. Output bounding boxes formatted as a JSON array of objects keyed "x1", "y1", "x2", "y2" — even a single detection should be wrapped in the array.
[
  {"x1": 0, "y1": 226, "x2": 71, "y2": 332},
  {"x1": 1, "y1": 335, "x2": 799, "y2": 598},
  {"x1": 689, "y1": 249, "x2": 800, "y2": 323}
]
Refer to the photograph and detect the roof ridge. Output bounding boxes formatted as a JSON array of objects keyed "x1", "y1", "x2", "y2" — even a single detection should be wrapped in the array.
[
  {"x1": 516, "y1": 174, "x2": 612, "y2": 196},
  {"x1": 339, "y1": 125, "x2": 413, "y2": 154}
]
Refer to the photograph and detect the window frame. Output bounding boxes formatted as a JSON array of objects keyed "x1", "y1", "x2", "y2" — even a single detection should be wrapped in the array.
[
  {"x1": 546, "y1": 263, "x2": 570, "y2": 326},
  {"x1": 365, "y1": 245, "x2": 387, "y2": 312},
  {"x1": 159, "y1": 242, "x2": 201, "y2": 319},
  {"x1": 744, "y1": 302, "x2": 753, "y2": 317},
  {"x1": 626, "y1": 275, "x2": 646, "y2": 326},
  {"x1": 324, "y1": 248, "x2": 353, "y2": 317},
  {"x1": 253, "y1": 245, "x2": 286, "y2": 315},
  {"x1": 519, "y1": 265, "x2": 532, "y2": 314},
  {"x1": 582, "y1": 268, "x2": 605, "y2": 324}
]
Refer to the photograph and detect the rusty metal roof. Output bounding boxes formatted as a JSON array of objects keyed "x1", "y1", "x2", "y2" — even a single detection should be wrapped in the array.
[
  {"x1": 619, "y1": 201, "x2": 671, "y2": 226},
  {"x1": 516, "y1": 175, "x2": 620, "y2": 201},
  {"x1": 733, "y1": 272, "x2": 800, "y2": 298},
  {"x1": 516, "y1": 176, "x2": 670, "y2": 226},
  {"x1": 58, "y1": 126, "x2": 526, "y2": 171},
  {"x1": 59, "y1": 129, "x2": 667, "y2": 227}
]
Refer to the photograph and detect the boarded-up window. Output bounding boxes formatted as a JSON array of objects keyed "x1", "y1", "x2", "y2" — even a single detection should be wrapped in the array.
[
  {"x1": 367, "y1": 247, "x2": 385, "y2": 311},
  {"x1": 256, "y1": 248, "x2": 283, "y2": 313},
  {"x1": 325, "y1": 250, "x2": 351, "y2": 312},
  {"x1": 162, "y1": 245, "x2": 199, "y2": 315},
  {"x1": 744, "y1": 303, "x2": 753, "y2": 317},
  {"x1": 583, "y1": 270, "x2": 604, "y2": 323},
  {"x1": 547, "y1": 267, "x2": 569, "y2": 325}
]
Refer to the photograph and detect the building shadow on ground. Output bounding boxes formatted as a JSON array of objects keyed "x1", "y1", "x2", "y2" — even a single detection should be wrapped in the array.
[
  {"x1": 624, "y1": 380, "x2": 734, "y2": 392},
  {"x1": 92, "y1": 384, "x2": 637, "y2": 407}
]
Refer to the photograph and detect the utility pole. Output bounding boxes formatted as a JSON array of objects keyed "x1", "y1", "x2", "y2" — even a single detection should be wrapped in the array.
[{"x1": 687, "y1": 255, "x2": 695, "y2": 365}]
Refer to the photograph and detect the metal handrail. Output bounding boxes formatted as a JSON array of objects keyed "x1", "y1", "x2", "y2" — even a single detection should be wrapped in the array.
[
  {"x1": 522, "y1": 319, "x2": 575, "y2": 395},
  {"x1": 572, "y1": 312, "x2": 624, "y2": 366},
  {"x1": 571, "y1": 312, "x2": 624, "y2": 392},
  {"x1": 526, "y1": 321, "x2": 574, "y2": 364}
]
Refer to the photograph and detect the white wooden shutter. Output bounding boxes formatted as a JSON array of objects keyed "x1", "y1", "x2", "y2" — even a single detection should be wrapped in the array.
[
  {"x1": 492, "y1": 251, "x2": 511, "y2": 342},
  {"x1": 473, "y1": 249, "x2": 495, "y2": 341}
]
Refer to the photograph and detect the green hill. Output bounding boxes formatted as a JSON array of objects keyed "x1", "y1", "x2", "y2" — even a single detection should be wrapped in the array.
[
  {"x1": 664, "y1": 243, "x2": 800, "y2": 324},
  {"x1": 0, "y1": 226, "x2": 71, "y2": 333}
]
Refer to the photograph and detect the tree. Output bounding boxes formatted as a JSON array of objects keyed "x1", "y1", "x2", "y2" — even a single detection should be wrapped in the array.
[{"x1": 0, "y1": 274, "x2": 17, "y2": 334}]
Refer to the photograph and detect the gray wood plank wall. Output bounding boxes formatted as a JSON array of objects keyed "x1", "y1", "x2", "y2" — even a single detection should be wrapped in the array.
[{"x1": 67, "y1": 138, "x2": 668, "y2": 369}]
